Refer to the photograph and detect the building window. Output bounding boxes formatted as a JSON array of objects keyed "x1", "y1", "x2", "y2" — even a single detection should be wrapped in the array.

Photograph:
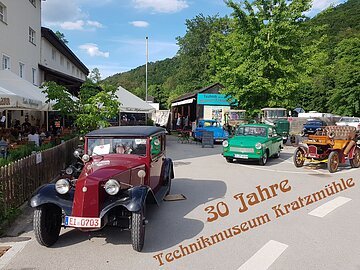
[
  {"x1": 29, "y1": 27, "x2": 36, "y2": 45},
  {"x1": 72, "y1": 65, "x2": 75, "y2": 74},
  {"x1": 60, "y1": 55, "x2": 64, "y2": 66},
  {"x1": 76, "y1": 69, "x2": 79, "y2": 77},
  {"x1": 0, "y1": 2, "x2": 6, "y2": 23},
  {"x1": 2, "y1": 55, "x2": 10, "y2": 70},
  {"x1": 32, "y1": 68, "x2": 36, "y2": 84},
  {"x1": 29, "y1": 0, "x2": 36, "y2": 7},
  {"x1": 52, "y1": 48, "x2": 56, "y2": 61},
  {"x1": 19, "y1": 63, "x2": 25, "y2": 78},
  {"x1": 67, "y1": 61, "x2": 70, "y2": 70}
]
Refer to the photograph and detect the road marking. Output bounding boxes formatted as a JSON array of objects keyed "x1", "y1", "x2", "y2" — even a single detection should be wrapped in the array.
[
  {"x1": 308, "y1": 196, "x2": 352, "y2": 218},
  {"x1": 237, "y1": 240, "x2": 288, "y2": 270},
  {"x1": 0, "y1": 241, "x2": 30, "y2": 269}
]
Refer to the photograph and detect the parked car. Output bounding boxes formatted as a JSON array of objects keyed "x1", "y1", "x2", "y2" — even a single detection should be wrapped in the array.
[
  {"x1": 301, "y1": 119, "x2": 327, "y2": 136},
  {"x1": 294, "y1": 126, "x2": 360, "y2": 173},
  {"x1": 29, "y1": 126, "x2": 174, "y2": 252},
  {"x1": 336, "y1": 117, "x2": 360, "y2": 130},
  {"x1": 193, "y1": 119, "x2": 229, "y2": 142},
  {"x1": 222, "y1": 124, "x2": 282, "y2": 165},
  {"x1": 261, "y1": 108, "x2": 290, "y2": 143}
]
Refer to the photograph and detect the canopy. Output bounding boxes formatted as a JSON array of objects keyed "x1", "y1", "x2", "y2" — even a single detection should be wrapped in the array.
[
  {"x1": 115, "y1": 86, "x2": 155, "y2": 113},
  {"x1": 0, "y1": 70, "x2": 49, "y2": 110}
]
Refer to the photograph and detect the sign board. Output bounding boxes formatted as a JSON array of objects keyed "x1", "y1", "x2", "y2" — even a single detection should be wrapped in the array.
[
  {"x1": 197, "y1": 94, "x2": 235, "y2": 106},
  {"x1": 202, "y1": 131, "x2": 214, "y2": 148},
  {"x1": 36, "y1": 152, "x2": 42, "y2": 164}
]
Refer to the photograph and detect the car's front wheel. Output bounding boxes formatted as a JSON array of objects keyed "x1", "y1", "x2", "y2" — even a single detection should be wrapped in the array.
[
  {"x1": 259, "y1": 151, "x2": 268, "y2": 166},
  {"x1": 226, "y1": 157, "x2": 234, "y2": 163},
  {"x1": 131, "y1": 208, "x2": 146, "y2": 252},
  {"x1": 33, "y1": 204, "x2": 62, "y2": 247}
]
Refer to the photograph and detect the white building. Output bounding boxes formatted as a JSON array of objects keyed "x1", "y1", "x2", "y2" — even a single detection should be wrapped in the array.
[{"x1": 0, "y1": 0, "x2": 89, "y2": 127}]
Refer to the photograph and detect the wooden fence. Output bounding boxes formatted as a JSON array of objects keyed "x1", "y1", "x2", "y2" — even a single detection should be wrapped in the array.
[{"x1": 0, "y1": 137, "x2": 79, "y2": 216}]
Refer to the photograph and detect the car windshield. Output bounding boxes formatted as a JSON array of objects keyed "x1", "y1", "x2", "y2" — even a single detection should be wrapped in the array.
[
  {"x1": 307, "y1": 121, "x2": 323, "y2": 126},
  {"x1": 200, "y1": 121, "x2": 219, "y2": 127},
  {"x1": 264, "y1": 110, "x2": 287, "y2": 118},
  {"x1": 236, "y1": 126, "x2": 267, "y2": 137},
  {"x1": 340, "y1": 117, "x2": 359, "y2": 122},
  {"x1": 87, "y1": 138, "x2": 147, "y2": 156}
]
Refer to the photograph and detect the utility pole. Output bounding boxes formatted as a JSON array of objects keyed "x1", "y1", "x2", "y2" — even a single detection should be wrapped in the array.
[{"x1": 145, "y1": 36, "x2": 148, "y2": 103}]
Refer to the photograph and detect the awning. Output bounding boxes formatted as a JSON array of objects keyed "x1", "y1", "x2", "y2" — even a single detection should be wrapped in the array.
[
  {"x1": 171, "y1": 98, "x2": 195, "y2": 107},
  {"x1": 0, "y1": 70, "x2": 49, "y2": 110},
  {"x1": 115, "y1": 86, "x2": 155, "y2": 113}
]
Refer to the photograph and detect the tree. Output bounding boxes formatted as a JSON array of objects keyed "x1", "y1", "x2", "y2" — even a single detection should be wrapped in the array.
[
  {"x1": 41, "y1": 81, "x2": 77, "y2": 117},
  {"x1": 55, "y1": 31, "x2": 68, "y2": 44},
  {"x1": 175, "y1": 14, "x2": 231, "y2": 94},
  {"x1": 42, "y1": 81, "x2": 120, "y2": 134},
  {"x1": 327, "y1": 36, "x2": 360, "y2": 116},
  {"x1": 209, "y1": 0, "x2": 314, "y2": 114},
  {"x1": 90, "y1": 68, "x2": 102, "y2": 83},
  {"x1": 76, "y1": 83, "x2": 120, "y2": 134}
]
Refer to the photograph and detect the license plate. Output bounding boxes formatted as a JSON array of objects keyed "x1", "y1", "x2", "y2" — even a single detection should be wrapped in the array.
[
  {"x1": 65, "y1": 216, "x2": 101, "y2": 228},
  {"x1": 235, "y1": 154, "x2": 248, "y2": 159}
]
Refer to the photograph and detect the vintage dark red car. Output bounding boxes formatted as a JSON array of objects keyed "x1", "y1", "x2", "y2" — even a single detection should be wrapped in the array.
[{"x1": 29, "y1": 126, "x2": 174, "y2": 251}]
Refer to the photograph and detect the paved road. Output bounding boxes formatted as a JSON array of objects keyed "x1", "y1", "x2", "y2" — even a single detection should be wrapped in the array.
[{"x1": 1, "y1": 136, "x2": 359, "y2": 270}]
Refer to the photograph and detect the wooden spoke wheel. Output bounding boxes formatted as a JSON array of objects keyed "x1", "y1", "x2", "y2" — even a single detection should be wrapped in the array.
[
  {"x1": 327, "y1": 151, "x2": 339, "y2": 173},
  {"x1": 350, "y1": 147, "x2": 360, "y2": 168},
  {"x1": 293, "y1": 147, "x2": 305, "y2": 167}
]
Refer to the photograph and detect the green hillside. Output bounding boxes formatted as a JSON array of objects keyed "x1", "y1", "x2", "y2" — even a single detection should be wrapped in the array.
[{"x1": 103, "y1": 0, "x2": 359, "y2": 114}]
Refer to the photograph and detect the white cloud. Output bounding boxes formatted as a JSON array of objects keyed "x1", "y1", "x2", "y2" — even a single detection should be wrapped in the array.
[
  {"x1": 60, "y1": 20, "x2": 85, "y2": 30},
  {"x1": 308, "y1": 0, "x2": 344, "y2": 14},
  {"x1": 79, "y1": 44, "x2": 110, "y2": 58},
  {"x1": 133, "y1": 0, "x2": 189, "y2": 13},
  {"x1": 42, "y1": 0, "x2": 105, "y2": 31},
  {"x1": 87, "y1": 20, "x2": 104, "y2": 28},
  {"x1": 130, "y1": 21, "x2": 150, "y2": 28}
]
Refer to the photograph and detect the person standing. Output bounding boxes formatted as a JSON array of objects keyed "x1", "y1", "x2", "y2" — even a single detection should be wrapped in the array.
[
  {"x1": 0, "y1": 111, "x2": 6, "y2": 128},
  {"x1": 28, "y1": 127, "x2": 40, "y2": 147}
]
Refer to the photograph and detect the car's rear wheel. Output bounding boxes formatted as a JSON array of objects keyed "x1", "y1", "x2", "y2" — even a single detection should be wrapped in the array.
[
  {"x1": 273, "y1": 146, "x2": 281, "y2": 158},
  {"x1": 259, "y1": 151, "x2": 268, "y2": 166},
  {"x1": 350, "y1": 147, "x2": 360, "y2": 168},
  {"x1": 131, "y1": 208, "x2": 146, "y2": 252},
  {"x1": 33, "y1": 204, "x2": 62, "y2": 247},
  {"x1": 328, "y1": 151, "x2": 339, "y2": 173}
]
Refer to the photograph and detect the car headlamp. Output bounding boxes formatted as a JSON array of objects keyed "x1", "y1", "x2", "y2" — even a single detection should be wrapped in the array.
[
  {"x1": 82, "y1": 154, "x2": 90, "y2": 162},
  {"x1": 65, "y1": 166, "x2": 74, "y2": 175},
  {"x1": 55, "y1": 179, "x2": 71, "y2": 194},
  {"x1": 222, "y1": 140, "x2": 229, "y2": 147},
  {"x1": 137, "y1": 170, "x2": 146, "y2": 178},
  {"x1": 105, "y1": 179, "x2": 120, "y2": 195},
  {"x1": 255, "y1": 142, "x2": 262, "y2": 150}
]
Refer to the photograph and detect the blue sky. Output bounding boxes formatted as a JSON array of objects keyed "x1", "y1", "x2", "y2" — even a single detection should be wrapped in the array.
[{"x1": 42, "y1": 0, "x2": 345, "y2": 79}]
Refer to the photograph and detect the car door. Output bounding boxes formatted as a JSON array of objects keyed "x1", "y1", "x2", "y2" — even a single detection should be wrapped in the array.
[
  {"x1": 268, "y1": 127, "x2": 280, "y2": 155},
  {"x1": 149, "y1": 135, "x2": 165, "y2": 191}
]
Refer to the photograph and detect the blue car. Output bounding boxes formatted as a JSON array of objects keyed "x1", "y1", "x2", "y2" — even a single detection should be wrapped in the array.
[
  {"x1": 301, "y1": 119, "x2": 327, "y2": 136},
  {"x1": 193, "y1": 119, "x2": 229, "y2": 141}
]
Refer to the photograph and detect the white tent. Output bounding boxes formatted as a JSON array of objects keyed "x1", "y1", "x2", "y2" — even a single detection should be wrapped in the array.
[
  {"x1": 0, "y1": 70, "x2": 49, "y2": 110},
  {"x1": 115, "y1": 86, "x2": 155, "y2": 113}
]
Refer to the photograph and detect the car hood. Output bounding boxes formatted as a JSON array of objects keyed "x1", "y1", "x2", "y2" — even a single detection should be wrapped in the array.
[
  {"x1": 228, "y1": 136, "x2": 268, "y2": 146},
  {"x1": 72, "y1": 154, "x2": 146, "y2": 218}
]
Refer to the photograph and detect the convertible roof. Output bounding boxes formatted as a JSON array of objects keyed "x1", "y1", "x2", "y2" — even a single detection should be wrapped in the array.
[{"x1": 86, "y1": 126, "x2": 165, "y2": 137}]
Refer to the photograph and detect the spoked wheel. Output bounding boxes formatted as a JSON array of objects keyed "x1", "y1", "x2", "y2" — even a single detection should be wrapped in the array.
[
  {"x1": 293, "y1": 147, "x2": 305, "y2": 167},
  {"x1": 131, "y1": 207, "x2": 146, "y2": 252},
  {"x1": 259, "y1": 151, "x2": 268, "y2": 166},
  {"x1": 33, "y1": 204, "x2": 62, "y2": 247},
  {"x1": 350, "y1": 147, "x2": 360, "y2": 168},
  {"x1": 328, "y1": 151, "x2": 339, "y2": 173}
]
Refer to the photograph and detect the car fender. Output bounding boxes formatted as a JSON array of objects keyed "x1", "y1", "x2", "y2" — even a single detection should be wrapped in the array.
[
  {"x1": 161, "y1": 158, "x2": 174, "y2": 181},
  {"x1": 99, "y1": 186, "x2": 156, "y2": 218},
  {"x1": 29, "y1": 184, "x2": 74, "y2": 215}
]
